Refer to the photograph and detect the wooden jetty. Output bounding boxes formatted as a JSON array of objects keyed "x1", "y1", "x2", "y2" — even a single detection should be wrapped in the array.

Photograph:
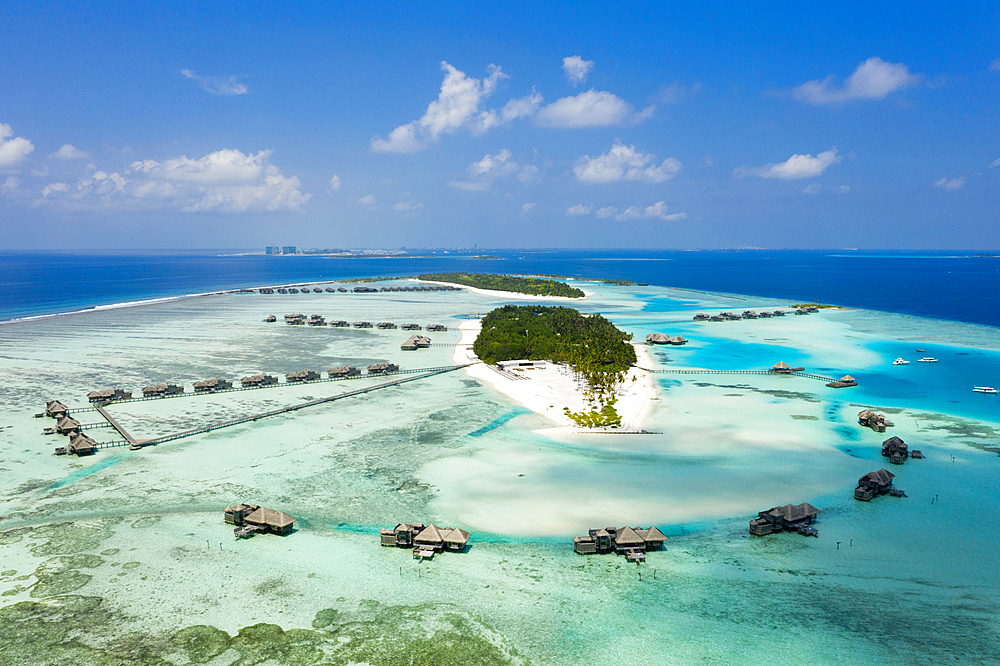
[{"x1": 749, "y1": 503, "x2": 820, "y2": 537}]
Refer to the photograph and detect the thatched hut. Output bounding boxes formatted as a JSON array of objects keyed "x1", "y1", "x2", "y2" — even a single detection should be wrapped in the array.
[
  {"x1": 328, "y1": 366, "x2": 361, "y2": 378},
  {"x1": 66, "y1": 432, "x2": 98, "y2": 456},
  {"x1": 45, "y1": 400, "x2": 68, "y2": 418},
  {"x1": 855, "y1": 469, "x2": 895, "y2": 501},
  {"x1": 770, "y1": 361, "x2": 792, "y2": 374},
  {"x1": 882, "y1": 436, "x2": 909, "y2": 464},
  {"x1": 55, "y1": 416, "x2": 81, "y2": 435},
  {"x1": 414, "y1": 524, "x2": 445, "y2": 552},
  {"x1": 285, "y1": 370, "x2": 321, "y2": 382},
  {"x1": 858, "y1": 409, "x2": 893, "y2": 432}
]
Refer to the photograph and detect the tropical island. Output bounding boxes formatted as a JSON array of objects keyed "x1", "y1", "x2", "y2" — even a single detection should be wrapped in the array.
[
  {"x1": 472, "y1": 305, "x2": 637, "y2": 426},
  {"x1": 418, "y1": 273, "x2": 585, "y2": 298}
]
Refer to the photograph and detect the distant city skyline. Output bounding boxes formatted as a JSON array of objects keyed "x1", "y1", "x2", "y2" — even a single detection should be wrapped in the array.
[{"x1": 1, "y1": 3, "x2": 997, "y2": 250}]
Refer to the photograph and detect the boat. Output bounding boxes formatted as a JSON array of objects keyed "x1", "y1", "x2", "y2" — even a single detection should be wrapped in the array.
[
  {"x1": 918, "y1": 357, "x2": 938, "y2": 363},
  {"x1": 916, "y1": 349, "x2": 925, "y2": 352},
  {"x1": 973, "y1": 386, "x2": 998, "y2": 394},
  {"x1": 892, "y1": 358, "x2": 910, "y2": 365}
]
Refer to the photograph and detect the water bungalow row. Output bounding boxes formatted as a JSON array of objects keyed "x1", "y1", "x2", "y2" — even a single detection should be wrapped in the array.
[
  {"x1": 749, "y1": 502, "x2": 820, "y2": 537},
  {"x1": 401, "y1": 335, "x2": 432, "y2": 350},
  {"x1": 573, "y1": 526, "x2": 667, "y2": 563},
  {"x1": 54, "y1": 432, "x2": 98, "y2": 456},
  {"x1": 693, "y1": 310, "x2": 788, "y2": 322},
  {"x1": 855, "y1": 468, "x2": 907, "y2": 500},
  {"x1": 858, "y1": 409, "x2": 894, "y2": 432},
  {"x1": 273, "y1": 314, "x2": 446, "y2": 331},
  {"x1": 256, "y1": 285, "x2": 461, "y2": 295},
  {"x1": 380, "y1": 523, "x2": 471, "y2": 560},
  {"x1": 646, "y1": 333, "x2": 689, "y2": 345},
  {"x1": 224, "y1": 503, "x2": 296, "y2": 538}
]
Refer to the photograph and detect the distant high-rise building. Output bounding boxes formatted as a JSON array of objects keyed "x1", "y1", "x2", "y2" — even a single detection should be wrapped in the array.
[
  {"x1": 282, "y1": 246, "x2": 297, "y2": 255},
  {"x1": 265, "y1": 246, "x2": 280, "y2": 255}
]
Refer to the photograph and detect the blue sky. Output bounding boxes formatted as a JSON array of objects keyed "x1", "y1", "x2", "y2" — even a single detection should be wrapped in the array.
[{"x1": 1, "y1": 2, "x2": 997, "y2": 249}]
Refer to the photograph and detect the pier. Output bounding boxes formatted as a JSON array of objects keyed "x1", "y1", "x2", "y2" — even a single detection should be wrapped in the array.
[{"x1": 631, "y1": 366, "x2": 842, "y2": 383}]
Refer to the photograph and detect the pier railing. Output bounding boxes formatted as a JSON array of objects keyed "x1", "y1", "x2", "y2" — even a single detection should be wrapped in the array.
[{"x1": 632, "y1": 366, "x2": 838, "y2": 383}]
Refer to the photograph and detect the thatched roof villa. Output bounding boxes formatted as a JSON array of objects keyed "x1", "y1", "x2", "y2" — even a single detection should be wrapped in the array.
[
  {"x1": 855, "y1": 469, "x2": 895, "y2": 501},
  {"x1": 749, "y1": 502, "x2": 820, "y2": 536},
  {"x1": 224, "y1": 503, "x2": 296, "y2": 537}
]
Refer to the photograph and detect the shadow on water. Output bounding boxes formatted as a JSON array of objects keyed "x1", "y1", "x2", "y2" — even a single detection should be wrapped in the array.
[
  {"x1": 466, "y1": 410, "x2": 527, "y2": 438},
  {"x1": 47, "y1": 455, "x2": 126, "y2": 490}
]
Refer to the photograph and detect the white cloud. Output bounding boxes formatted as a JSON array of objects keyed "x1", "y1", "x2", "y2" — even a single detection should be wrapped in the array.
[
  {"x1": 329, "y1": 175, "x2": 341, "y2": 191},
  {"x1": 990, "y1": 158, "x2": 1000, "y2": 168},
  {"x1": 933, "y1": 177, "x2": 965, "y2": 191},
  {"x1": 447, "y1": 180, "x2": 491, "y2": 191},
  {"x1": 734, "y1": 148, "x2": 842, "y2": 179},
  {"x1": 0, "y1": 123, "x2": 34, "y2": 167},
  {"x1": 562, "y1": 56, "x2": 594, "y2": 85},
  {"x1": 2, "y1": 176, "x2": 19, "y2": 189},
  {"x1": 802, "y1": 184, "x2": 822, "y2": 194},
  {"x1": 574, "y1": 141, "x2": 681, "y2": 183},
  {"x1": 468, "y1": 149, "x2": 517, "y2": 176},
  {"x1": 477, "y1": 91, "x2": 543, "y2": 132},
  {"x1": 615, "y1": 201, "x2": 685, "y2": 222},
  {"x1": 357, "y1": 194, "x2": 377, "y2": 205},
  {"x1": 49, "y1": 144, "x2": 88, "y2": 160},
  {"x1": 518, "y1": 165, "x2": 540, "y2": 184},
  {"x1": 393, "y1": 198, "x2": 422, "y2": 211},
  {"x1": 596, "y1": 206, "x2": 617, "y2": 218},
  {"x1": 521, "y1": 202, "x2": 536, "y2": 213},
  {"x1": 567, "y1": 204, "x2": 593, "y2": 216},
  {"x1": 793, "y1": 58, "x2": 919, "y2": 105},
  {"x1": 37, "y1": 148, "x2": 309, "y2": 213},
  {"x1": 655, "y1": 82, "x2": 702, "y2": 105},
  {"x1": 371, "y1": 62, "x2": 509, "y2": 152},
  {"x1": 181, "y1": 69, "x2": 248, "y2": 96},
  {"x1": 535, "y1": 90, "x2": 654, "y2": 128},
  {"x1": 836, "y1": 185, "x2": 851, "y2": 194}
]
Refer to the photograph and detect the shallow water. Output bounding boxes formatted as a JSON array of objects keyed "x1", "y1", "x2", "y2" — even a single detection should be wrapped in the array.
[{"x1": 1, "y1": 280, "x2": 998, "y2": 665}]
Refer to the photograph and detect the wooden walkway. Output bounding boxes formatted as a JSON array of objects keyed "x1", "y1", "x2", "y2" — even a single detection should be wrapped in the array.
[
  {"x1": 95, "y1": 405, "x2": 140, "y2": 446},
  {"x1": 119, "y1": 364, "x2": 471, "y2": 449},
  {"x1": 632, "y1": 366, "x2": 839, "y2": 383},
  {"x1": 65, "y1": 364, "x2": 469, "y2": 414}
]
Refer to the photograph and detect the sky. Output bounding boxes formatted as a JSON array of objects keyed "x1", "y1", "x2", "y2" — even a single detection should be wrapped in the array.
[{"x1": 1, "y1": 2, "x2": 997, "y2": 250}]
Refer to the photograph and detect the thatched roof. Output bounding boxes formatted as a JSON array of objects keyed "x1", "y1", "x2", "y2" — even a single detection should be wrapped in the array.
[
  {"x1": 415, "y1": 524, "x2": 444, "y2": 544},
  {"x1": 883, "y1": 436, "x2": 906, "y2": 448},
  {"x1": 441, "y1": 528, "x2": 471, "y2": 545},
  {"x1": 860, "y1": 469, "x2": 895, "y2": 486},
  {"x1": 775, "y1": 503, "x2": 820, "y2": 522},
  {"x1": 636, "y1": 526, "x2": 667, "y2": 542},
  {"x1": 840, "y1": 375, "x2": 856, "y2": 382},
  {"x1": 615, "y1": 526, "x2": 644, "y2": 545},
  {"x1": 772, "y1": 361, "x2": 791, "y2": 370},
  {"x1": 245, "y1": 507, "x2": 295, "y2": 529}
]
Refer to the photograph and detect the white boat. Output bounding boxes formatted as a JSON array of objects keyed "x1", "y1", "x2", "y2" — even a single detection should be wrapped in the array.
[
  {"x1": 892, "y1": 358, "x2": 910, "y2": 365},
  {"x1": 918, "y1": 357, "x2": 938, "y2": 363},
  {"x1": 973, "y1": 386, "x2": 998, "y2": 394}
]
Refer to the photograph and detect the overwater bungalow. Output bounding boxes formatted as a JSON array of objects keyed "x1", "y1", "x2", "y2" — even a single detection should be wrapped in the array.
[
  {"x1": 367, "y1": 362, "x2": 399, "y2": 374},
  {"x1": 401, "y1": 335, "x2": 432, "y2": 350},
  {"x1": 338, "y1": 287, "x2": 347, "y2": 292},
  {"x1": 325, "y1": 287, "x2": 337, "y2": 293},
  {"x1": 307, "y1": 317, "x2": 326, "y2": 326},
  {"x1": 376, "y1": 322, "x2": 397, "y2": 329},
  {"x1": 285, "y1": 370, "x2": 321, "y2": 382},
  {"x1": 647, "y1": 333, "x2": 688, "y2": 345},
  {"x1": 353, "y1": 321, "x2": 373, "y2": 328},
  {"x1": 858, "y1": 409, "x2": 894, "y2": 432},
  {"x1": 759, "y1": 311, "x2": 773, "y2": 318},
  {"x1": 742, "y1": 310, "x2": 759, "y2": 319},
  {"x1": 45, "y1": 400, "x2": 68, "y2": 418},
  {"x1": 193, "y1": 378, "x2": 234, "y2": 392},
  {"x1": 142, "y1": 383, "x2": 184, "y2": 397},
  {"x1": 772, "y1": 310, "x2": 786, "y2": 316},
  {"x1": 224, "y1": 503, "x2": 296, "y2": 537},
  {"x1": 263, "y1": 315, "x2": 277, "y2": 322},
  {"x1": 401, "y1": 323, "x2": 422, "y2": 330},
  {"x1": 240, "y1": 373, "x2": 278, "y2": 387},
  {"x1": 426, "y1": 324, "x2": 448, "y2": 332},
  {"x1": 749, "y1": 503, "x2": 820, "y2": 536},
  {"x1": 380, "y1": 522, "x2": 471, "y2": 553},
  {"x1": 87, "y1": 387, "x2": 132, "y2": 403},
  {"x1": 63, "y1": 432, "x2": 98, "y2": 456},
  {"x1": 313, "y1": 288, "x2": 324, "y2": 293},
  {"x1": 882, "y1": 436, "x2": 909, "y2": 464},
  {"x1": 328, "y1": 366, "x2": 361, "y2": 378},
  {"x1": 693, "y1": 313, "x2": 710, "y2": 321},
  {"x1": 328, "y1": 320, "x2": 349, "y2": 327},
  {"x1": 353, "y1": 286, "x2": 378, "y2": 293},
  {"x1": 277, "y1": 288, "x2": 288, "y2": 294},
  {"x1": 770, "y1": 361, "x2": 793, "y2": 374},
  {"x1": 855, "y1": 468, "x2": 895, "y2": 500},
  {"x1": 827, "y1": 374, "x2": 858, "y2": 388},
  {"x1": 288, "y1": 288, "x2": 299, "y2": 294},
  {"x1": 573, "y1": 526, "x2": 667, "y2": 557},
  {"x1": 55, "y1": 416, "x2": 81, "y2": 434},
  {"x1": 259, "y1": 288, "x2": 274, "y2": 294}
]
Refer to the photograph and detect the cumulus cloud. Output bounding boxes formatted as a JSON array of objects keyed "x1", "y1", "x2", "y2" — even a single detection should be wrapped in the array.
[
  {"x1": 181, "y1": 69, "x2": 248, "y2": 96},
  {"x1": 595, "y1": 206, "x2": 617, "y2": 218},
  {"x1": 521, "y1": 202, "x2": 536, "y2": 213},
  {"x1": 371, "y1": 62, "x2": 510, "y2": 152},
  {"x1": 614, "y1": 201, "x2": 686, "y2": 222},
  {"x1": 329, "y1": 175, "x2": 341, "y2": 191},
  {"x1": 563, "y1": 56, "x2": 594, "y2": 85},
  {"x1": 36, "y1": 148, "x2": 309, "y2": 213},
  {"x1": 357, "y1": 194, "x2": 377, "y2": 205},
  {"x1": 734, "y1": 148, "x2": 842, "y2": 179},
  {"x1": 449, "y1": 149, "x2": 521, "y2": 191},
  {"x1": 793, "y1": 58, "x2": 919, "y2": 105},
  {"x1": 518, "y1": 165, "x2": 540, "y2": 184},
  {"x1": 990, "y1": 158, "x2": 1000, "y2": 168},
  {"x1": 0, "y1": 123, "x2": 34, "y2": 168},
  {"x1": 535, "y1": 90, "x2": 654, "y2": 128},
  {"x1": 933, "y1": 177, "x2": 965, "y2": 191},
  {"x1": 574, "y1": 141, "x2": 681, "y2": 183},
  {"x1": 567, "y1": 203, "x2": 593, "y2": 216},
  {"x1": 49, "y1": 144, "x2": 88, "y2": 160},
  {"x1": 477, "y1": 91, "x2": 543, "y2": 132},
  {"x1": 393, "y1": 198, "x2": 422, "y2": 211},
  {"x1": 2, "y1": 176, "x2": 19, "y2": 189},
  {"x1": 836, "y1": 185, "x2": 851, "y2": 194}
]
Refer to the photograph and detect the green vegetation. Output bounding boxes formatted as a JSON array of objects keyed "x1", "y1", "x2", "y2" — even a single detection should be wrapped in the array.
[
  {"x1": 418, "y1": 273, "x2": 585, "y2": 298},
  {"x1": 474, "y1": 305, "x2": 636, "y2": 427},
  {"x1": 790, "y1": 303, "x2": 844, "y2": 309}
]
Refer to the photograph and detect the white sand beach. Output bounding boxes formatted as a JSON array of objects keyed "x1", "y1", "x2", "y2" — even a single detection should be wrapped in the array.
[{"x1": 453, "y1": 319, "x2": 655, "y2": 432}]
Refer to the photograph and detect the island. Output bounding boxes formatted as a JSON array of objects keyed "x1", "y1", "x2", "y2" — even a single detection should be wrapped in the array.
[{"x1": 418, "y1": 273, "x2": 585, "y2": 298}]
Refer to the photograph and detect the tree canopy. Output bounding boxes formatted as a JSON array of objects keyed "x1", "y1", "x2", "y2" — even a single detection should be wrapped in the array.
[{"x1": 419, "y1": 273, "x2": 584, "y2": 298}]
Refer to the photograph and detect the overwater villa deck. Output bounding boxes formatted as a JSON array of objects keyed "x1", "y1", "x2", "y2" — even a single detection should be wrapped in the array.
[
  {"x1": 225, "y1": 503, "x2": 296, "y2": 537},
  {"x1": 380, "y1": 522, "x2": 471, "y2": 557},
  {"x1": 573, "y1": 526, "x2": 667, "y2": 563},
  {"x1": 749, "y1": 502, "x2": 820, "y2": 536}
]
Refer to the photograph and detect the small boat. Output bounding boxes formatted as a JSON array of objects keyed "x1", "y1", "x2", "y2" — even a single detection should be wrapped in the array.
[
  {"x1": 918, "y1": 357, "x2": 938, "y2": 363},
  {"x1": 892, "y1": 358, "x2": 910, "y2": 365},
  {"x1": 973, "y1": 386, "x2": 998, "y2": 394},
  {"x1": 916, "y1": 349, "x2": 925, "y2": 352}
]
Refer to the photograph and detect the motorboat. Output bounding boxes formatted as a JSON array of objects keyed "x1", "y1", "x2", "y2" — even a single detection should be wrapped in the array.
[
  {"x1": 973, "y1": 386, "x2": 998, "y2": 394},
  {"x1": 892, "y1": 358, "x2": 910, "y2": 365},
  {"x1": 918, "y1": 357, "x2": 938, "y2": 363}
]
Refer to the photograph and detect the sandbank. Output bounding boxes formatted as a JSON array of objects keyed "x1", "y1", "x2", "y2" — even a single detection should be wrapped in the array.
[{"x1": 453, "y1": 320, "x2": 654, "y2": 432}]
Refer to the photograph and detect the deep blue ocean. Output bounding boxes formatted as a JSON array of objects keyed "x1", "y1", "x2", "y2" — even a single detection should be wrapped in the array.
[{"x1": 1, "y1": 249, "x2": 998, "y2": 327}]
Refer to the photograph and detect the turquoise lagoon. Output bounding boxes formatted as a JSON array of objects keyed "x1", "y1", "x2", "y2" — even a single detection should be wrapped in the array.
[{"x1": 0, "y1": 281, "x2": 998, "y2": 665}]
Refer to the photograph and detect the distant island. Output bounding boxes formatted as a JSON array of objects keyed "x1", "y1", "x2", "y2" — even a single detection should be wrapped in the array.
[
  {"x1": 419, "y1": 273, "x2": 585, "y2": 298},
  {"x1": 473, "y1": 305, "x2": 637, "y2": 427}
]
